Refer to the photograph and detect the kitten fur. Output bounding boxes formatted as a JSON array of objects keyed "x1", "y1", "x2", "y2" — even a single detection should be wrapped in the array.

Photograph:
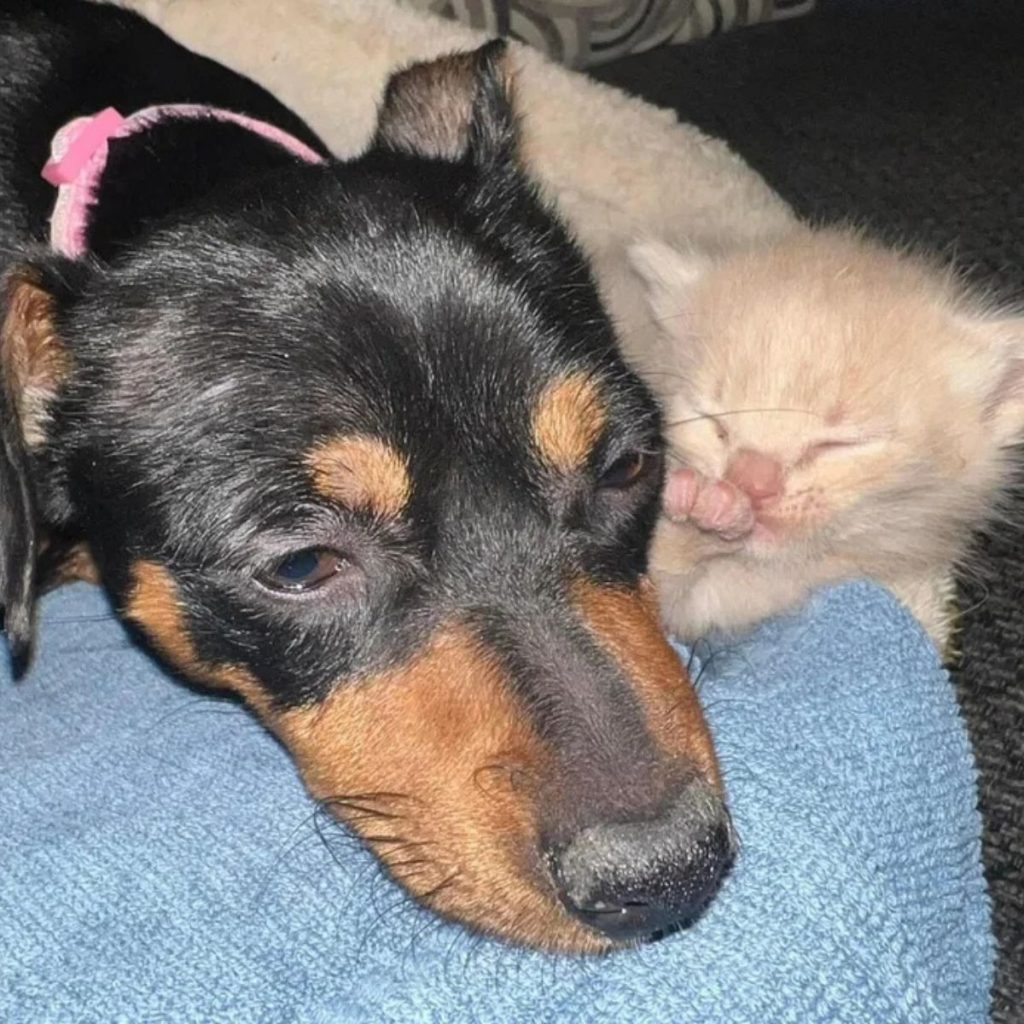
[{"x1": 630, "y1": 227, "x2": 1024, "y2": 651}]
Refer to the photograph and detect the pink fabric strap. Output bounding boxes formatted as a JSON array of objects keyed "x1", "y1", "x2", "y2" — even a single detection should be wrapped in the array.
[{"x1": 41, "y1": 104, "x2": 326, "y2": 257}]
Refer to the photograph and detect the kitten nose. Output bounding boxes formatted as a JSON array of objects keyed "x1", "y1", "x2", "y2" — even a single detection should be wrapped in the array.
[{"x1": 725, "y1": 449, "x2": 783, "y2": 505}]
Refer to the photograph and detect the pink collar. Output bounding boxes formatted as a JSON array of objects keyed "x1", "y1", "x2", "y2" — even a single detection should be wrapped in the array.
[{"x1": 41, "y1": 104, "x2": 326, "y2": 257}]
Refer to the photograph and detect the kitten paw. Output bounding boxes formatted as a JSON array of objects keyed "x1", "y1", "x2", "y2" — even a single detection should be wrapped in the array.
[
  {"x1": 664, "y1": 468, "x2": 702, "y2": 520},
  {"x1": 692, "y1": 479, "x2": 755, "y2": 540},
  {"x1": 664, "y1": 469, "x2": 755, "y2": 541}
]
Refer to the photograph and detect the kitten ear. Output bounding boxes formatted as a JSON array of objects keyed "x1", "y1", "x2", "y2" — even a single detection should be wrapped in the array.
[
  {"x1": 628, "y1": 240, "x2": 712, "y2": 328},
  {"x1": 973, "y1": 315, "x2": 1024, "y2": 447}
]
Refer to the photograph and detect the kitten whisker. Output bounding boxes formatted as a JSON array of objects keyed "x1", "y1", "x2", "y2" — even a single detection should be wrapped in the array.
[{"x1": 665, "y1": 407, "x2": 825, "y2": 430}]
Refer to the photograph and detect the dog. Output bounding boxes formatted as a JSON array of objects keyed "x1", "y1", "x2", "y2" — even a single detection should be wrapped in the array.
[{"x1": 0, "y1": 0, "x2": 733, "y2": 952}]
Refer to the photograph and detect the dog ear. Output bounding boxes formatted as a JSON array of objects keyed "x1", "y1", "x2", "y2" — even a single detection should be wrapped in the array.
[
  {"x1": 374, "y1": 40, "x2": 517, "y2": 166},
  {"x1": 0, "y1": 260, "x2": 80, "y2": 667},
  {"x1": 0, "y1": 351, "x2": 36, "y2": 666}
]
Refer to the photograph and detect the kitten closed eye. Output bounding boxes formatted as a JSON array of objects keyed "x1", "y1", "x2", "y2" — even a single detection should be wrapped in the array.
[{"x1": 796, "y1": 438, "x2": 872, "y2": 465}]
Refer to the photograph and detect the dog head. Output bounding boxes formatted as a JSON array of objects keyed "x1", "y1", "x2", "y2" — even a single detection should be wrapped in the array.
[{"x1": 0, "y1": 43, "x2": 732, "y2": 951}]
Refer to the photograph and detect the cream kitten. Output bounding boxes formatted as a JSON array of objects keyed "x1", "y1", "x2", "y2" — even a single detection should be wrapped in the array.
[{"x1": 629, "y1": 227, "x2": 1024, "y2": 651}]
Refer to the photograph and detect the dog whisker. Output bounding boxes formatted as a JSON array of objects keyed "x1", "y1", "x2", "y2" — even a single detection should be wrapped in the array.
[
  {"x1": 249, "y1": 803, "x2": 367, "y2": 910},
  {"x1": 415, "y1": 869, "x2": 461, "y2": 905},
  {"x1": 320, "y1": 790, "x2": 422, "y2": 806},
  {"x1": 398, "y1": 905, "x2": 452, "y2": 974},
  {"x1": 358, "y1": 835, "x2": 432, "y2": 850},
  {"x1": 460, "y1": 930, "x2": 490, "y2": 979},
  {"x1": 382, "y1": 857, "x2": 432, "y2": 872},
  {"x1": 441, "y1": 911, "x2": 477, "y2": 984},
  {"x1": 323, "y1": 803, "x2": 406, "y2": 822}
]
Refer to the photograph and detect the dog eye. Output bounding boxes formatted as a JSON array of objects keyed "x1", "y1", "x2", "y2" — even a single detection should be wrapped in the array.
[
  {"x1": 258, "y1": 548, "x2": 344, "y2": 593},
  {"x1": 598, "y1": 451, "x2": 656, "y2": 490}
]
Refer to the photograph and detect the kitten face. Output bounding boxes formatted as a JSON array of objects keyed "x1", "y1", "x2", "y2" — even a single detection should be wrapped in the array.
[{"x1": 631, "y1": 228, "x2": 1024, "y2": 638}]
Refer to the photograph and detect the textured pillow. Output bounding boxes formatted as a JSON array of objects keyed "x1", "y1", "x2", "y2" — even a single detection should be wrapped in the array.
[{"x1": 399, "y1": 0, "x2": 818, "y2": 68}]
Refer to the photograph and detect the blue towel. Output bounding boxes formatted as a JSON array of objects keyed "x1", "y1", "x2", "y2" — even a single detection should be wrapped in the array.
[{"x1": 0, "y1": 581, "x2": 991, "y2": 1024}]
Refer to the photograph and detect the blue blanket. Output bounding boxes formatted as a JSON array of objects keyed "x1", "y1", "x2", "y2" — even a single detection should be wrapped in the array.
[{"x1": 0, "y1": 581, "x2": 991, "y2": 1023}]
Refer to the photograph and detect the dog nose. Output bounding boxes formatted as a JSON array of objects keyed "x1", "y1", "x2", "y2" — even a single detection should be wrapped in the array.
[
  {"x1": 725, "y1": 448, "x2": 783, "y2": 506},
  {"x1": 547, "y1": 781, "x2": 734, "y2": 942}
]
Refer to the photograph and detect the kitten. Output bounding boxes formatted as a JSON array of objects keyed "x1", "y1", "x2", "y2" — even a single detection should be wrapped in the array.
[{"x1": 628, "y1": 227, "x2": 1024, "y2": 652}]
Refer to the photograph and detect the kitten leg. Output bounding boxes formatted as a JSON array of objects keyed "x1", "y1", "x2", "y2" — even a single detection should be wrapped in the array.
[{"x1": 887, "y1": 570, "x2": 958, "y2": 658}]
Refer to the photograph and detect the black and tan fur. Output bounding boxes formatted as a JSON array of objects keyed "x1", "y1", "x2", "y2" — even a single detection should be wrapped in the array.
[{"x1": 0, "y1": 0, "x2": 732, "y2": 951}]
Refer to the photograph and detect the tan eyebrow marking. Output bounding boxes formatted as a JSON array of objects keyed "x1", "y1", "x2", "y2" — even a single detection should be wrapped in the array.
[
  {"x1": 304, "y1": 434, "x2": 411, "y2": 519},
  {"x1": 531, "y1": 372, "x2": 606, "y2": 472}
]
